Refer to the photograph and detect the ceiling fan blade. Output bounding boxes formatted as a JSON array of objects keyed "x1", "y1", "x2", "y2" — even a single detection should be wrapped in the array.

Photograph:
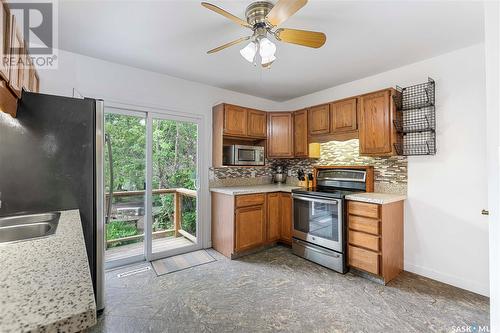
[
  {"x1": 207, "y1": 36, "x2": 251, "y2": 54},
  {"x1": 201, "y1": 2, "x2": 252, "y2": 28},
  {"x1": 266, "y1": 0, "x2": 308, "y2": 27},
  {"x1": 275, "y1": 28, "x2": 326, "y2": 48}
]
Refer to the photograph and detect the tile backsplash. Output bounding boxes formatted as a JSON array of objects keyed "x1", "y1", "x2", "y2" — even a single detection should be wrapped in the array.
[{"x1": 210, "y1": 139, "x2": 407, "y2": 194}]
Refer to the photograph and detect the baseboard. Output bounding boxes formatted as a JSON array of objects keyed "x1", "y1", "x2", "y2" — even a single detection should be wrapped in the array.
[{"x1": 404, "y1": 262, "x2": 490, "y2": 297}]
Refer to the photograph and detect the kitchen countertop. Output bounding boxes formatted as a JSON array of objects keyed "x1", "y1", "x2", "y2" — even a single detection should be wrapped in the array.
[
  {"x1": 0, "y1": 210, "x2": 96, "y2": 333},
  {"x1": 210, "y1": 184, "x2": 301, "y2": 195},
  {"x1": 345, "y1": 192, "x2": 406, "y2": 204}
]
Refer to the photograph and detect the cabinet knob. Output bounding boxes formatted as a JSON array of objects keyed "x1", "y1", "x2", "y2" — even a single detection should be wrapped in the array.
[{"x1": 482, "y1": 209, "x2": 490, "y2": 216}]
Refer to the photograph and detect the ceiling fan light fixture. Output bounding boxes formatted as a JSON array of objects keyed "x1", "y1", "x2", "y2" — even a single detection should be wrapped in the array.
[
  {"x1": 203, "y1": 0, "x2": 326, "y2": 68},
  {"x1": 240, "y1": 41, "x2": 258, "y2": 63},
  {"x1": 261, "y1": 55, "x2": 276, "y2": 69},
  {"x1": 258, "y1": 37, "x2": 276, "y2": 59}
]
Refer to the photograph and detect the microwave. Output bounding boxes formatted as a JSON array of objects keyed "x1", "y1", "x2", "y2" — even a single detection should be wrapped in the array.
[{"x1": 223, "y1": 145, "x2": 265, "y2": 166}]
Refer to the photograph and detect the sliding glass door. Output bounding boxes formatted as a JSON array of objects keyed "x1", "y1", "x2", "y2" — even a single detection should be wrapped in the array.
[
  {"x1": 104, "y1": 112, "x2": 147, "y2": 266},
  {"x1": 104, "y1": 107, "x2": 202, "y2": 268},
  {"x1": 149, "y1": 115, "x2": 200, "y2": 260}
]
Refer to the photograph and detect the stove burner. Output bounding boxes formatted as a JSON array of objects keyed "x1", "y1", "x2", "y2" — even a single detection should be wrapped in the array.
[{"x1": 291, "y1": 187, "x2": 361, "y2": 199}]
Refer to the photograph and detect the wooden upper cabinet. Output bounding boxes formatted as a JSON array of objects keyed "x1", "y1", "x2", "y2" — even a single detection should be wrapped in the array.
[
  {"x1": 331, "y1": 98, "x2": 357, "y2": 133},
  {"x1": 359, "y1": 90, "x2": 396, "y2": 156},
  {"x1": 267, "y1": 193, "x2": 281, "y2": 242},
  {"x1": 308, "y1": 104, "x2": 330, "y2": 135},
  {"x1": 247, "y1": 109, "x2": 267, "y2": 138},
  {"x1": 0, "y1": 0, "x2": 10, "y2": 81},
  {"x1": 22, "y1": 46, "x2": 32, "y2": 92},
  {"x1": 224, "y1": 104, "x2": 247, "y2": 136},
  {"x1": 8, "y1": 16, "x2": 23, "y2": 98},
  {"x1": 294, "y1": 109, "x2": 308, "y2": 158},
  {"x1": 30, "y1": 70, "x2": 39, "y2": 93},
  {"x1": 267, "y1": 112, "x2": 294, "y2": 158},
  {"x1": 235, "y1": 205, "x2": 266, "y2": 252}
]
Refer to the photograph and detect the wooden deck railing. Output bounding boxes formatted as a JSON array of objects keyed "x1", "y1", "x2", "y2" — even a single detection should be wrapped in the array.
[{"x1": 105, "y1": 188, "x2": 197, "y2": 245}]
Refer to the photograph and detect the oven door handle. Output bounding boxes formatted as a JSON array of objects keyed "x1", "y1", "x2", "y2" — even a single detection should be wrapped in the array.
[
  {"x1": 294, "y1": 239, "x2": 341, "y2": 258},
  {"x1": 292, "y1": 194, "x2": 339, "y2": 205}
]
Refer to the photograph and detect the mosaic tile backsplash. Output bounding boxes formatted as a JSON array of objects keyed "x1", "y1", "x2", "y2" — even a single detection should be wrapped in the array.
[{"x1": 210, "y1": 139, "x2": 408, "y2": 194}]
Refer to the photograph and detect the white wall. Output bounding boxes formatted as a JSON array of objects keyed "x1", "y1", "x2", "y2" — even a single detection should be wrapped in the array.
[
  {"x1": 282, "y1": 44, "x2": 490, "y2": 296},
  {"x1": 484, "y1": 1, "x2": 500, "y2": 329}
]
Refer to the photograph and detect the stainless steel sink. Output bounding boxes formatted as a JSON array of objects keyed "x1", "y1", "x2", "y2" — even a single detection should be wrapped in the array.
[{"x1": 0, "y1": 212, "x2": 60, "y2": 244}]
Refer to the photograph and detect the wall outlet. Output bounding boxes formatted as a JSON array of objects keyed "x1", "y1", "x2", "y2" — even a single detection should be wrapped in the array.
[{"x1": 251, "y1": 171, "x2": 256, "y2": 178}]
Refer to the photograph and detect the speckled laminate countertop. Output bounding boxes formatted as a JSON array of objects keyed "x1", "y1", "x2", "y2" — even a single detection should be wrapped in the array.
[
  {"x1": 0, "y1": 209, "x2": 96, "y2": 333},
  {"x1": 210, "y1": 184, "x2": 301, "y2": 195},
  {"x1": 345, "y1": 192, "x2": 407, "y2": 204}
]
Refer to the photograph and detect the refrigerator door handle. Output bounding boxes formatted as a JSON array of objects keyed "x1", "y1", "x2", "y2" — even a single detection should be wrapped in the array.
[
  {"x1": 95, "y1": 100, "x2": 105, "y2": 312},
  {"x1": 105, "y1": 134, "x2": 114, "y2": 224}
]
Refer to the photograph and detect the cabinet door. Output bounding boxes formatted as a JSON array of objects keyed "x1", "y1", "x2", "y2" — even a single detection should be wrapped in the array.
[
  {"x1": 247, "y1": 109, "x2": 267, "y2": 138},
  {"x1": 23, "y1": 49, "x2": 32, "y2": 92},
  {"x1": 267, "y1": 193, "x2": 281, "y2": 242},
  {"x1": 267, "y1": 112, "x2": 294, "y2": 158},
  {"x1": 332, "y1": 98, "x2": 357, "y2": 133},
  {"x1": 359, "y1": 90, "x2": 393, "y2": 155},
  {"x1": 294, "y1": 109, "x2": 308, "y2": 157},
  {"x1": 224, "y1": 104, "x2": 247, "y2": 136},
  {"x1": 0, "y1": 1, "x2": 10, "y2": 81},
  {"x1": 235, "y1": 205, "x2": 266, "y2": 252},
  {"x1": 8, "y1": 16, "x2": 23, "y2": 98},
  {"x1": 29, "y1": 69, "x2": 39, "y2": 93},
  {"x1": 308, "y1": 104, "x2": 330, "y2": 135},
  {"x1": 280, "y1": 193, "x2": 292, "y2": 243}
]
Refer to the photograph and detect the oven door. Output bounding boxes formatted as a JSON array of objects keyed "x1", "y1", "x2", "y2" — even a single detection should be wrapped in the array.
[{"x1": 292, "y1": 194, "x2": 343, "y2": 252}]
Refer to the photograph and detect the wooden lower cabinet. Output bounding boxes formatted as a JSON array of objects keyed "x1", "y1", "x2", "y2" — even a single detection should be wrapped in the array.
[
  {"x1": 267, "y1": 193, "x2": 281, "y2": 242},
  {"x1": 235, "y1": 205, "x2": 266, "y2": 252},
  {"x1": 211, "y1": 191, "x2": 294, "y2": 258},
  {"x1": 347, "y1": 200, "x2": 404, "y2": 284},
  {"x1": 266, "y1": 192, "x2": 293, "y2": 244},
  {"x1": 279, "y1": 193, "x2": 292, "y2": 244}
]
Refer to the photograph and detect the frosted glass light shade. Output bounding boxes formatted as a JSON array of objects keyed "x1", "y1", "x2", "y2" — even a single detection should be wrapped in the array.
[
  {"x1": 308, "y1": 143, "x2": 321, "y2": 158},
  {"x1": 240, "y1": 42, "x2": 257, "y2": 63},
  {"x1": 259, "y1": 37, "x2": 276, "y2": 68}
]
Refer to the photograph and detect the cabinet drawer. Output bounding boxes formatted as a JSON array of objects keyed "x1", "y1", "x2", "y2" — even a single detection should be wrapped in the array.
[
  {"x1": 348, "y1": 215, "x2": 380, "y2": 235},
  {"x1": 348, "y1": 201, "x2": 379, "y2": 219},
  {"x1": 235, "y1": 194, "x2": 265, "y2": 208},
  {"x1": 348, "y1": 230, "x2": 380, "y2": 252},
  {"x1": 348, "y1": 245, "x2": 379, "y2": 275}
]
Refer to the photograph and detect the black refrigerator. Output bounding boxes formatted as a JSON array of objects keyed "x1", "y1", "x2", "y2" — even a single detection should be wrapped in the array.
[{"x1": 0, "y1": 91, "x2": 105, "y2": 311}]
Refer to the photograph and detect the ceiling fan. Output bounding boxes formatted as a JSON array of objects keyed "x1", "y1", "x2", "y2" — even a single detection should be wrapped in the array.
[{"x1": 201, "y1": 0, "x2": 326, "y2": 68}]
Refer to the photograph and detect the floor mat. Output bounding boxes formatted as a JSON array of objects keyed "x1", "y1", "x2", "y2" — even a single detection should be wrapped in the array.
[{"x1": 151, "y1": 250, "x2": 216, "y2": 276}]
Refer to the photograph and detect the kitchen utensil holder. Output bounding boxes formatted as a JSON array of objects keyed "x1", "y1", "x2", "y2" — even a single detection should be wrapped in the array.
[{"x1": 393, "y1": 77, "x2": 436, "y2": 156}]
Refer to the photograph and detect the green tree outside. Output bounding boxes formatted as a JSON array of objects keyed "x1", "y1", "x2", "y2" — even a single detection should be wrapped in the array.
[{"x1": 105, "y1": 114, "x2": 197, "y2": 247}]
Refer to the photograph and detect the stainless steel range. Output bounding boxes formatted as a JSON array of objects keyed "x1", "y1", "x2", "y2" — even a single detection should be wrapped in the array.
[{"x1": 291, "y1": 168, "x2": 369, "y2": 274}]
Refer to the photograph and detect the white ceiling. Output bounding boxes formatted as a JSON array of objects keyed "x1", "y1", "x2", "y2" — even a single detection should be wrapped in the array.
[{"x1": 58, "y1": 0, "x2": 484, "y2": 102}]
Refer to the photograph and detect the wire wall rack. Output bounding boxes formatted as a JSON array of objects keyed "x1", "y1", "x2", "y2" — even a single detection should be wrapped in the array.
[{"x1": 393, "y1": 77, "x2": 436, "y2": 156}]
